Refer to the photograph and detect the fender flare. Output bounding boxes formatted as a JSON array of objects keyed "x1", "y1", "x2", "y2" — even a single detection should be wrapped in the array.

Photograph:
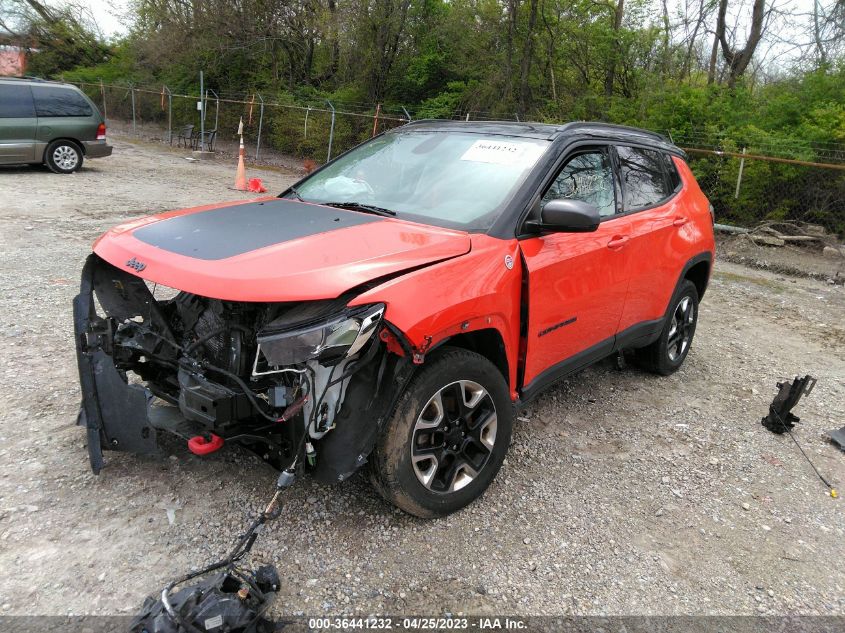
[{"x1": 666, "y1": 252, "x2": 713, "y2": 317}]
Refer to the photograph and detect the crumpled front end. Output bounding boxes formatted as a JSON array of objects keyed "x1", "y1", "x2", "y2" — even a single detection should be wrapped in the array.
[
  {"x1": 74, "y1": 255, "x2": 163, "y2": 473},
  {"x1": 73, "y1": 253, "x2": 412, "y2": 480}
]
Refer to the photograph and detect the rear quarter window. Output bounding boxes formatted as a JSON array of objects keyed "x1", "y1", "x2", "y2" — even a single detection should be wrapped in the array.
[
  {"x1": 0, "y1": 84, "x2": 35, "y2": 118},
  {"x1": 662, "y1": 153, "x2": 682, "y2": 191},
  {"x1": 32, "y1": 86, "x2": 93, "y2": 117}
]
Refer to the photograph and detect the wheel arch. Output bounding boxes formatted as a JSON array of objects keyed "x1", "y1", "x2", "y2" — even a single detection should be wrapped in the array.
[
  {"x1": 435, "y1": 328, "x2": 509, "y2": 386},
  {"x1": 675, "y1": 252, "x2": 712, "y2": 307},
  {"x1": 43, "y1": 137, "x2": 85, "y2": 161},
  {"x1": 684, "y1": 257, "x2": 711, "y2": 301}
]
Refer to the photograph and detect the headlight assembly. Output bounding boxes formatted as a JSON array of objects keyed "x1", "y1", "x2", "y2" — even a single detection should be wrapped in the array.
[{"x1": 252, "y1": 304, "x2": 385, "y2": 376}]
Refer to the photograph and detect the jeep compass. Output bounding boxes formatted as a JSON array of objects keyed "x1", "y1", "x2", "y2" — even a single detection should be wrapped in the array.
[{"x1": 74, "y1": 121, "x2": 715, "y2": 517}]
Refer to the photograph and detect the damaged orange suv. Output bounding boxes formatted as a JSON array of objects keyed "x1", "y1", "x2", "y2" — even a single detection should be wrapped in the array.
[{"x1": 74, "y1": 121, "x2": 714, "y2": 517}]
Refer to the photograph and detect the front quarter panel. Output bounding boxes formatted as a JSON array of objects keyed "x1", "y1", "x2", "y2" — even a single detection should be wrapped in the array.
[{"x1": 350, "y1": 234, "x2": 522, "y2": 398}]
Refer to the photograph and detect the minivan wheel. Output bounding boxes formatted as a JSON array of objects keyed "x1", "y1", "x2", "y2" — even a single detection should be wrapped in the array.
[
  {"x1": 369, "y1": 347, "x2": 513, "y2": 518},
  {"x1": 45, "y1": 140, "x2": 83, "y2": 174},
  {"x1": 636, "y1": 280, "x2": 699, "y2": 376}
]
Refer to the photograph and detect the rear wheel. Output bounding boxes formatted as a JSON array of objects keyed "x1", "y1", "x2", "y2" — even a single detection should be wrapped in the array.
[
  {"x1": 636, "y1": 280, "x2": 699, "y2": 375},
  {"x1": 369, "y1": 347, "x2": 513, "y2": 518},
  {"x1": 45, "y1": 140, "x2": 83, "y2": 174}
]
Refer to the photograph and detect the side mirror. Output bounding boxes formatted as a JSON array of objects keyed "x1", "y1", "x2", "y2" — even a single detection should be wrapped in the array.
[{"x1": 537, "y1": 198, "x2": 601, "y2": 233}]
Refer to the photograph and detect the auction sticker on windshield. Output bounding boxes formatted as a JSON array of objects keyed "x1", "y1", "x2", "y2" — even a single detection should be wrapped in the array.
[{"x1": 460, "y1": 139, "x2": 545, "y2": 166}]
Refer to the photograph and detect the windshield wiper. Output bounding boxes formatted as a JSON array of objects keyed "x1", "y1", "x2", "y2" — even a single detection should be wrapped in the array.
[
  {"x1": 286, "y1": 186, "x2": 304, "y2": 201},
  {"x1": 322, "y1": 201, "x2": 397, "y2": 217}
]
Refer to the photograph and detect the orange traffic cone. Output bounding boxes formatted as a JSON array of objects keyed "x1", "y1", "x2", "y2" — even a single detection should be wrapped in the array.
[{"x1": 234, "y1": 118, "x2": 248, "y2": 191}]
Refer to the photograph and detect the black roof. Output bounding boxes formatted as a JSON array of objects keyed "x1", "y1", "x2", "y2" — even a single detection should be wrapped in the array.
[{"x1": 395, "y1": 119, "x2": 682, "y2": 155}]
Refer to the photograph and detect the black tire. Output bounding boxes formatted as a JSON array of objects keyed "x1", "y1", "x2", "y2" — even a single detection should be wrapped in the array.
[
  {"x1": 45, "y1": 140, "x2": 83, "y2": 174},
  {"x1": 636, "y1": 279, "x2": 699, "y2": 375},
  {"x1": 369, "y1": 347, "x2": 513, "y2": 518}
]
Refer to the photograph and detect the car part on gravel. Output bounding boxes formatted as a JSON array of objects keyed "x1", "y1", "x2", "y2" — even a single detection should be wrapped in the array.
[
  {"x1": 828, "y1": 426, "x2": 845, "y2": 452},
  {"x1": 761, "y1": 375, "x2": 837, "y2": 498},
  {"x1": 130, "y1": 469, "x2": 296, "y2": 633},
  {"x1": 761, "y1": 375, "x2": 816, "y2": 434}
]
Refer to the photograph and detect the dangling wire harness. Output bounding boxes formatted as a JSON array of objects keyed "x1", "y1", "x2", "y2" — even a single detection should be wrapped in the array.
[{"x1": 158, "y1": 467, "x2": 297, "y2": 631}]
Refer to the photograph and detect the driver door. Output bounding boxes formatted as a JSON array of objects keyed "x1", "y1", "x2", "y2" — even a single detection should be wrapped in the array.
[{"x1": 519, "y1": 146, "x2": 632, "y2": 393}]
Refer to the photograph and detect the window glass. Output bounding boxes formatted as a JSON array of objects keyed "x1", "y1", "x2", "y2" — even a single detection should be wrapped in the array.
[
  {"x1": 32, "y1": 86, "x2": 93, "y2": 117},
  {"x1": 542, "y1": 151, "x2": 616, "y2": 217},
  {"x1": 0, "y1": 84, "x2": 35, "y2": 118},
  {"x1": 293, "y1": 132, "x2": 550, "y2": 231},
  {"x1": 663, "y1": 153, "x2": 681, "y2": 190},
  {"x1": 617, "y1": 145, "x2": 670, "y2": 209}
]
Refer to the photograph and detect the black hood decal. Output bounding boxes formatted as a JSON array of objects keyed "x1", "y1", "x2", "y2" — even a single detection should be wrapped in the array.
[{"x1": 132, "y1": 199, "x2": 381, "y2": 261}]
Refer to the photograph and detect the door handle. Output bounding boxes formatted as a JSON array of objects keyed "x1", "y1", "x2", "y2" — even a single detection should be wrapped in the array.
[
  {"x1": 673, "y1": 217, "x2": 688, "y2": 227},
  {"x1": 607, "y1": 235, "x2": 629, "y2": 250}
]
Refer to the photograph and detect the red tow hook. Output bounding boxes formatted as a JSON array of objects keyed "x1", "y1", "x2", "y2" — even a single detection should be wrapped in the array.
[{"x1": 188, "y1": 433, "x2": 224, "y2": 455}]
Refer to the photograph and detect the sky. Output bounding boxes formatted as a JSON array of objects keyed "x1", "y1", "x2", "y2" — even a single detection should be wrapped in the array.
[
  {"x1": 75, "y1": 0, "x2": 825, "y2": 68},
  {"x1": 75, "y1": 0, "x2": 130, "y2": 39},
  {"x1": 77, "y1": 0, "x2": 821, "y2": 38}
]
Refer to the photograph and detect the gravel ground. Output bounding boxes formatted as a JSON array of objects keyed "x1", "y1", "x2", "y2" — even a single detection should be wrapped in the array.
[
  {"x1": 719, "y1": 234, "x2": 845, "y2": 284},
  {"x1": 0, "y1": 138, "x2": 843, "y2": 618}
]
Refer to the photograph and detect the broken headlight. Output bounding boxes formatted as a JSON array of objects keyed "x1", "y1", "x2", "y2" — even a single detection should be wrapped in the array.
[{"x1": 252, "y1": 304, "x2": 384, "y2": 375}]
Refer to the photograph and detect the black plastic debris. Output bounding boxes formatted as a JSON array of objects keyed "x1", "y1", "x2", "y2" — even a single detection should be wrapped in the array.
[
  {"x1": 130, "y1": 565, "x2": 280, "y2": 633},
  {"x1": 761, "y1": 374, "x2": 817, "y2": 434},
  {"x1": 131, "y1": 469, "x2": 297, "y2": 633},
  {"x1": 828, "y1": 426, "x2": 845, "y2": 452},
  {"x1": 760, "y1": 375, "x2": 838, "y2": 498}
]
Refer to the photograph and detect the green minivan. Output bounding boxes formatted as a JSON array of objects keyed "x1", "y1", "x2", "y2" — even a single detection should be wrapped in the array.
[{"x1": 0, "y1": 77, "x2": 112, "y2": 173}]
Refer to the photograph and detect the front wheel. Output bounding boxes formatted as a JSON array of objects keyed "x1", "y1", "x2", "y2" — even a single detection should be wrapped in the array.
[
  {"x1": 636, "y1": 279, "x2": 699, "y2": 375},
  {"x1": 45, "y1": 140, "x2": 83, "y2": 174},
  {"x1": 369, "y1": 347, "x2": 513, "y2": 518}
]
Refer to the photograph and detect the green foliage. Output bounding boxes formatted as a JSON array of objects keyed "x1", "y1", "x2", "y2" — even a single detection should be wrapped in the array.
[
  {"x1": 59, "y1": 43, "x2": 143, "y2": 84},
  {"x1": 21, "y1": 0, "x2": 843, "y2": 233}
]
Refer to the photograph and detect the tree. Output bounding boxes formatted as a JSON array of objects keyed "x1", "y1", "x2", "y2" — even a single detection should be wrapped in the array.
[
  {"x1": 714, "y1": 0, "x2": 768, "y2": 87},
  {"x1": 0, "y1": 0, "x2": 110, "y2": 76}
]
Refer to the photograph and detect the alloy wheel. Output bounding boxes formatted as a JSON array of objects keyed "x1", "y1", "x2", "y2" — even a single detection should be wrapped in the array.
[
  {"x1": 410, "y1": 380, "x2": 498, "y2": 494},
  {"x1": 667, "y1": 296, "x2": 695, "y2": 362},
  {"x1": 53, "y1": 145, "x2": 79, "y2": 171}
]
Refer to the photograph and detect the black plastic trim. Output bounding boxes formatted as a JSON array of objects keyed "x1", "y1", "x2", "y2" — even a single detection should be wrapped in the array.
[{"x1": 673, "y1": 251, "x2": 714, "y2": 302}]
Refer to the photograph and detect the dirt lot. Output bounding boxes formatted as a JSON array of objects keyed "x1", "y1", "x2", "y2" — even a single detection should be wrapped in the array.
[{"x1": 0, "y1": 138, "x2": 843, "y2": 618}]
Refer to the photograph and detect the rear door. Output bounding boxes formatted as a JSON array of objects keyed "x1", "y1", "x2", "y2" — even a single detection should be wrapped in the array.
[
  {"x1": 32, "y1": 85, "x2": 97, "y2": 148},
  {"x1": 0, "y1": 83, "x2": 37, "y2": 164},
  {"x1": 519, "y1": 146, "x2": 633, "y2": 391},
  {"x1": 614, "y1": 145, "x2": 686, "y2": 333}
]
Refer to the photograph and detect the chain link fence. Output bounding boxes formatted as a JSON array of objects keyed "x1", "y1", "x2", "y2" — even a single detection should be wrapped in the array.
[
  {"x1": 72, "y1": 81, "x2": 410, "y2": 164},
  {"x1": 679, "y1": 146, "x2": 845, "y2": 240},
  {"x1": 71, "y1": 81, "x2": 845, "y2": 275}
]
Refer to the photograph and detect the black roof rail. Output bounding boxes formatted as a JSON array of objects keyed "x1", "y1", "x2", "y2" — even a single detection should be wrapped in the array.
[{"x1": 561, "y1": 121, "x2": 669, "y2": 142}]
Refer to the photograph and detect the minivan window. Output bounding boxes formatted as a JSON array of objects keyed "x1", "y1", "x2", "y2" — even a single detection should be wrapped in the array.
[
  {"x1": 0, "y1": 84, "x2": 35, "y2": 118},
  {"x1": 32, "y1": 86, "x2": 93, "y2": 117},
  {"x1": 616, "y1": 145, "x2": 671, "y2": 209}
]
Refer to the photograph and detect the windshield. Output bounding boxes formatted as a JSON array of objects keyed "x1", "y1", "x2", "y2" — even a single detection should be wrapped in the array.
[{"x1": 289, "y1": 131, "x2": 550, "y2": 231}]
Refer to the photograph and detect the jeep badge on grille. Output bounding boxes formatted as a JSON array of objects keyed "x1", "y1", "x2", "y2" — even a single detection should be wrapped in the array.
[{"x1": 126, "y1": 257, "x2": 147, "y2": 272}]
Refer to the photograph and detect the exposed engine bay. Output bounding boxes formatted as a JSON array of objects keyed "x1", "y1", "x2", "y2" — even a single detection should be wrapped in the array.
[{"x1": 74, "y1": 254, "x2": 413, "y2": 481}]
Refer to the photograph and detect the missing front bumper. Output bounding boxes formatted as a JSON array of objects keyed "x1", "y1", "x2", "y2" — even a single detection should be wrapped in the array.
[{"x1": 73, "y1": 254, "x2": 160, "y2": 473}]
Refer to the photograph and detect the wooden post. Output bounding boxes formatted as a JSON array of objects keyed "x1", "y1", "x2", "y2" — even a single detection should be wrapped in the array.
[{"x1": 372, "y1": 103, "x2": 381, "y2": 137}]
